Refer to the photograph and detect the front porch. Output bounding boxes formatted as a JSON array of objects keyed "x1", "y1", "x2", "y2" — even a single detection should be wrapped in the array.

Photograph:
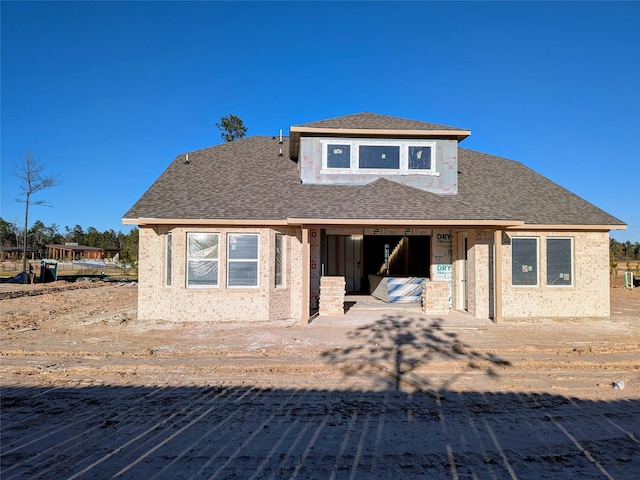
[{"x1": 309, "y1": 293, "x2": 492, "y2": 329}]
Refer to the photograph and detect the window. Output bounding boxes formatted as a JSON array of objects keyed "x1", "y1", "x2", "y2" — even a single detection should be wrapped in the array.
[
  {"x1": 327, "y1": 144, "x2": 351, "y2": 168},
  {"x1": 359, "y1": 145, "x2": 400, "y2": 169},
  {"x1": 321, "y1": 139, "x2": 436, "y2": 175},
  {"x1": 228, "y1": 233, "x2": 259, "y2": 287},
  {"x1": 511, "y1": 237, "x2": 538, "y2": 286},
  {"x1": 408, "y1": 145, "x2": 432, "y2": 170},
  {"x1": 547, "y1": 238, "x2": 573, "y2": 286},
  {"x1": 166, "y1": 233, "x2": 172, "y2": 286},
  {"x1": 187, "y1": 233, "x2": 219, "y2": 288},
  {"x1": 275, "y1": 234, "x2": 284, "y2": 287}
]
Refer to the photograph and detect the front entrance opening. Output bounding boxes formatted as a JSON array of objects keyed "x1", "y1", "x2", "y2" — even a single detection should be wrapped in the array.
[
  {"x1": 362, "y1": 235, "x2": 431, "y2": 295},
  {"x1": 363, "y1": 235, "x2": 430, "y2": 277},
  {"x1": 323, "y1": 233, "x2": 431, "y2": 294}
]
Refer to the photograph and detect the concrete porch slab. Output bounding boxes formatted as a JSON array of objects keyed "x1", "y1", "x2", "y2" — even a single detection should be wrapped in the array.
[{"x1": 310, "y1": 294, "x2": 493, "y2": 328}]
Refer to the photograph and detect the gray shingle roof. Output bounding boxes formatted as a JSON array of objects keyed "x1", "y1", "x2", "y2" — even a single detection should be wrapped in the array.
[
  {"x1": 457, "y1": 149, "x2": 624, "y2": 226},
  {"x1": 123, "y1": 134, "x2": 624, "y2": 228},
  {"x1": 294, "y1": 112, "x2": 467, "y2": 132},
  {"x1": 288, "y1": 112, "x2": 471, "y2": 161}
]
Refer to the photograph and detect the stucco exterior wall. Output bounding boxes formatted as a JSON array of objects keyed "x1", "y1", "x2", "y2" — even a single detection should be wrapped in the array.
[
  {"x1": 501, "y1": 231, "x2": 610, "y2": 319},
  {"x1": 137, "y1": 226, "x2": 303, "y2": 322}
]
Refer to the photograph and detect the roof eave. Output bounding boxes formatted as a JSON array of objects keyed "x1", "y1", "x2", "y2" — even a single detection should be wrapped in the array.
[
  {"x1": 286, "y1": 218, "x2": 524, "y2": 228},
  {"x1": 124, "y1": 218, "x2": 625, "y2": 231},
  {"x1": 506, "y1": 223, "x2": 627, "y2": 231},
  {"x1": 288, "y1": 126, "x2": 471, "y2": 160},
  {"x1": 122, "y1": 217, "x2": 289, "y2": 227},
  {"x1": 289, "y1": 126, "x2": 471, "y2": 138}
]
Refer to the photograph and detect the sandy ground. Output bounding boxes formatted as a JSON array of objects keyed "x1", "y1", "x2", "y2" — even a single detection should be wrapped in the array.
[{"x1": 1, "y1": 280, "x2": 639, "y2": 479}]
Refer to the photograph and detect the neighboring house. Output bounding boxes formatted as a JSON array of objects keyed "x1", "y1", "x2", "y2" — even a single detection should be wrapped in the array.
[
  {"x1": 45, "y1": 243, "x2": 120, "y2": 261},
  {"x1": 0, "y1": 246, "x2": 37, "y2": 261},
  {"x1": 123, "y1": 112, "x2": 625, "y2": 323}
]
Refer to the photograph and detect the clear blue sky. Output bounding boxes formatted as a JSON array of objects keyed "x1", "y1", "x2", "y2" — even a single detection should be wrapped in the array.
[{"x1": 2, "y1": 1, "x2": 639, "y2": 242}]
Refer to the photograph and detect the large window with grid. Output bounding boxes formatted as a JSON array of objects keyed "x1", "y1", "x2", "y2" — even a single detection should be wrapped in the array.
[
  {"x1": 227, "y1": 233, "x2": 259, "y2": 287},
  {"x1": 186, "y1": 233, "x2": 219, "y2": 288}
]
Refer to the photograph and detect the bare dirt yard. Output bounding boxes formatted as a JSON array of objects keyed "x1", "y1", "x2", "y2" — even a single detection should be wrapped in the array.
[{"x1": 1, "y1": 279, "x2": 639, "y2": 479}]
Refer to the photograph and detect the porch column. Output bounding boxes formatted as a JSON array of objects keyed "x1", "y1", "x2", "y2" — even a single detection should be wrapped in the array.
[
  {"x1": 301, "y1": 227, "x2": 310, "y2": 324},
  {"x1": 493, "y1": 229, "x2": 503, "y2": 323},
  {"x1": 319, "y1": 276, "x2": 346, "y2": 316}
]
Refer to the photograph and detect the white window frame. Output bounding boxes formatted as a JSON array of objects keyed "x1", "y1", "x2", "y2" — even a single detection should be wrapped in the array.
[
  {"x1": 357, "y1": 141, "x2": 402, "y2": 173},
  {"x1": 511, "y1": 237, "x2": 539, "y2": 287},
  {"x1": 324, "y1": 143, "x2": 352, "y2": 171},
  {"x1": 546, "y1": 237, "x2": 574, "y2": 287},
  {"x1": 186, "y1": 232, "x2": 219, "y2": 288},
  {"x1": 275, "y1": 234, "x2": 285, "y2": 288},
  {"x1": 165, "y1": 233, "x2": 172, "y2": 286},
  {"x1": 320, "y1": 139, "x2": 438, "y2": 176},
  {"x1": 227, "y1": 233, "x2": 260, "y2": 288}
]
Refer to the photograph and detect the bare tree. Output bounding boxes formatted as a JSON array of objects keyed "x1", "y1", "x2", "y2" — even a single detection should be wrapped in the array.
[{"x1": 11, "y1": 149, "x2": 60, "y2": 273}]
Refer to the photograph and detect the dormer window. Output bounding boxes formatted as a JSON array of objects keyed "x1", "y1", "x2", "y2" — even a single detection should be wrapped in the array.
[
  {"x1": 321, "y1": 139, "x2": 437, "y2": 175},
  {"x1": 359, "y1": 145, "x2": 400, "y2": 169},
  {"x1": 327, "y1": 144, "x2": 351, "y2": 168},
  {"x1": 409, "y1": 146, "x2": 431, "y2": 170}
]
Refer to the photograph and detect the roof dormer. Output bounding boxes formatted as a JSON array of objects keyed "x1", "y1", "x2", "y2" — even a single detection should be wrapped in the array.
[
  {"x1": 289, "y1": 112, "x2": 470, "y2": 161},
  {"x1": 290, "y1": 112, "x2": 470, "y2": 195}
]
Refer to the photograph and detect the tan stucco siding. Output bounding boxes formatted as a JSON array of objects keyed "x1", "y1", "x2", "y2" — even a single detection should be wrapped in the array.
[{"x1": 137, "y1": 226, "x2": 303, "y2": 322}]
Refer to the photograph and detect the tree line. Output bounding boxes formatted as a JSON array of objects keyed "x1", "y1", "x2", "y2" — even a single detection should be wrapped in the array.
[
  {"x1": 0, "y1": 217, "x2": 138, "y2": 266},
  {"x1": 610, "y1": 238, "x2": 640, "y2": 262}
]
